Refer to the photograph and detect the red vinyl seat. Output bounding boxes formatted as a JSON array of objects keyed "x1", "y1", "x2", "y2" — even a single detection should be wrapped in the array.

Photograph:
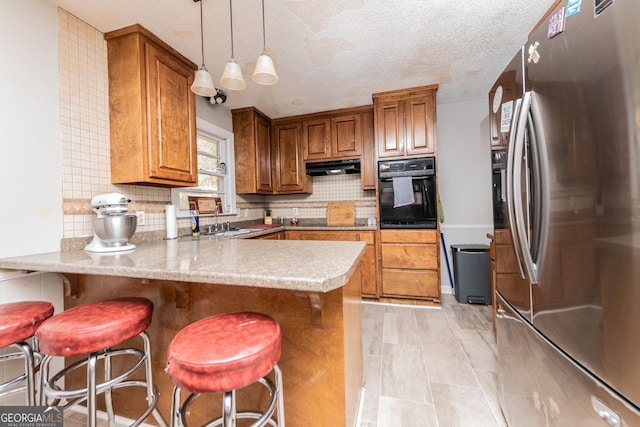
[
  {"x1": 36, "y1": 297, "x2": 153, "y2": 356},
  {"x1": 0, "y1": 301, "x2": 54, "y2": 347},
  {"x1": 166, "y1": 312, "x2": 285, "y2": 427},
  {"x1": 0, "y1": 301, "x2": 54, "y2": 405},
  {"x1": 36, "y1": 297, "x2": 166, "y2": 427}
]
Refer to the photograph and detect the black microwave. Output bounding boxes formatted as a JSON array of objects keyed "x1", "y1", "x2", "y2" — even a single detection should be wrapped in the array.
[{"x1": 378, "y1": 157, "x2": 437, "y2": 229}]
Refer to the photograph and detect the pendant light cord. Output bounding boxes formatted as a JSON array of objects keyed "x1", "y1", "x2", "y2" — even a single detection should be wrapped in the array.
[
  {"x1": 261, "y1": 0, "x2": 266, "y2": 52},
  {"x1": 198, "y1": 0, "x2": 205, "y2": 68},
  {"x1": 229, "y1": 0, "x2": 235, "y2": 59}
]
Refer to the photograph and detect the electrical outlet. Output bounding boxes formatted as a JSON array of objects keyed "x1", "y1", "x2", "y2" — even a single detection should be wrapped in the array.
[
  {"x1": 136, "y1": 211, "x2": 145, "y2": 226},
  {"x1": 244, "y1": 209, "x2": 248, "y2": 217},
  {"x1": 293, "y1": 207, "x2": 299, "y2": 216}
]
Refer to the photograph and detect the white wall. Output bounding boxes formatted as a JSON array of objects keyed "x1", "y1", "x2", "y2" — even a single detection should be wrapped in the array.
[
  {"x1": 0, "y1": 1, "x2": 62, "y2": 258},
  {"x1": 196, "y1": 96, "x2": 233, "y2": 133},
  {"x1": 437, "y1": 99, "x2": 493, "y2": 292},
  {"x1": 0, "y1": 3, "x2": 64, "y2": 402}
]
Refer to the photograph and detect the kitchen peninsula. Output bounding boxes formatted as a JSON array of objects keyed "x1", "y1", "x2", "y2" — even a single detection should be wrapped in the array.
[{"x1": 0, "y1": 237, "x2": 366, "y2": 427}]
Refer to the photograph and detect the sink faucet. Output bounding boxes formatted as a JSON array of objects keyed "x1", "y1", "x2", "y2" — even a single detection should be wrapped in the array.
[{"x1": 214, "y1": 209, "x2": 219, "y2": 231}]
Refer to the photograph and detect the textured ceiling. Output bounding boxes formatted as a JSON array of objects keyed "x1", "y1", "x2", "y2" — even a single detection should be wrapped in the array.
[{"x1": 50, "y1": 0, "x2": 554, "y2": 118}]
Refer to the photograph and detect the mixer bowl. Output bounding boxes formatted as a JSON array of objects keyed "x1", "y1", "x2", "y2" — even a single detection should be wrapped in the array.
[{"x1": 93, "y1": 215, "x2": 137, "y2": 247}]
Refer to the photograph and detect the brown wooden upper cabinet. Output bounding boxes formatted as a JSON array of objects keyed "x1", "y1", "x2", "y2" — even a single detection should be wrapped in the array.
[
  {"x1": 232, "y1": 107, "x2": 273, "y2": 194},
  {"x1": 105, "y1": 24, "x2": 198, "y2": 187},
  {"x1": 373, "y1": 85, "x2": 438, "y2": 159},
  {"x1": 303, "y1": 113, "x2": 362, "y2": 161},
  {"x1": 271, "y1": 121, "x2": 313, "y2": 194}
]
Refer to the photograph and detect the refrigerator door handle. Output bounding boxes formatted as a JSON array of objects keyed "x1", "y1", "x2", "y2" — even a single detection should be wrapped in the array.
[
  {"x1": 513, "y1": 91, "x2": 539, "y2": 283},
  {"x1": 513, "y1": 91, "x2": 549, "y2": 285},
  {"x1": 510, "y1": 93, "x2": 532, "y2": 281},
  {"x1": 527, "y1": 92, "x2": 550, "y2": 285},
  {"x1": 505, "y1": 97, "x2": 526, "y2": 279}
]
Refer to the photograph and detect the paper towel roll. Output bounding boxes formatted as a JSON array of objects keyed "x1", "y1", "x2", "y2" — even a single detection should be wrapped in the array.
[{"x1": 165, "y1": 205, "x2": 178, "y2": 239}]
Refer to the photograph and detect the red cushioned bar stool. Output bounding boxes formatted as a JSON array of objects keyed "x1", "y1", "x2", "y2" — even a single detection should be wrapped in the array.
[
  {"x1": 0, "y1": 301, "x2": 54, "y2": 405},
  {"x1": 166, "y1": 312, "x2": 285, "y2": 427},
  {"x1": 36, "y1": 297, "x2": 167, "y2": 427}
]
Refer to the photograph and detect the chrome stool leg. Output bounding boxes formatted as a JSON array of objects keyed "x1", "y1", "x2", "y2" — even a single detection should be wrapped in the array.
[
  {"x1": 104, "y1": 347, "x2": 116, "y2": 427},
  {"x1": 87, "y1": 352, "x2": 98, "y2": 427},
  {"x1": 274, "y1": 364, "x2": 285, "y2": 427}
]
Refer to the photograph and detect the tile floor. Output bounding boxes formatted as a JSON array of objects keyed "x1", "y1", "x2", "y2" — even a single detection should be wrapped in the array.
[
  {"x1": 360, "y1": 294, "x2": 507, "y2": 427},
  {"x1": 63, "y1": 294, "x2": 507, "y2": 426}
]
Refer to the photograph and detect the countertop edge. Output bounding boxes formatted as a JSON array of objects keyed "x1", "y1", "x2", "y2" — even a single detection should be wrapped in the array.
[{"x1": 0, "y1": 239, "x2": 367, "y2": 293}]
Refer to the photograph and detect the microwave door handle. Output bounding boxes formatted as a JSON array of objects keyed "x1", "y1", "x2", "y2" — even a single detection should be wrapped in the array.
[{"x1": 506, "y1": 97, "x2": 527, "y2": 279}]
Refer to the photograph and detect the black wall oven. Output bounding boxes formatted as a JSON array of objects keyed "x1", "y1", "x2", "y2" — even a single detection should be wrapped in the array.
[{"x1": 378, "y1": 157, "x2": 437, "y2": 229}]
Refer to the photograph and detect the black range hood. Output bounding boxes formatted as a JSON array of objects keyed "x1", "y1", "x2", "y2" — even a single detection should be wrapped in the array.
[{"x1": 305, "y1": 159, "x2": 361, "y2": 176}]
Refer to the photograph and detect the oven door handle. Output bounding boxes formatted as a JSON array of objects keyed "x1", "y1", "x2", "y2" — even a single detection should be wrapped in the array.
[{"x1": 379, "y1": 176, "x2": 428, "y2": 182}]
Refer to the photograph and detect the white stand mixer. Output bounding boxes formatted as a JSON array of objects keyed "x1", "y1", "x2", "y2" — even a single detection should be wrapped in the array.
[{"x1": 84, "y1": 193, "x2": 137, "y2": 253}]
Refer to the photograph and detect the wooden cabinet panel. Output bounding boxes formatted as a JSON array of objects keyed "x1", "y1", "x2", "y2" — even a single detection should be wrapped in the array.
[
  {"x1": 380, "y1": 229, "x2": 437, "y2": 244},
  {"x1": 254, "y1": 231, "x2": 284, "y2": 240},
  {"x1": 373, "y1": 85, "x2": 438, "y2": 159},
  {"x1": 381, "y1": 244, "x2": 438, "y2": 270},
  {"x1": 298, "y1": 231, "x2": 359, "y2": 241},
  {"x1": 146, "y1": 43, "x2": 196, "y2": 182},
  {"x1": 495, "y1": 245, "x2": 523, "y2": 274},
  {"x1": 331, "y1": 114, "x2": 362, "y2": 158},
  {"x1": 303, "y1": 118, "x2": 331, "y2": 160},
  {"x1": 106, "y1": 24, "x2": 197, "y2": 187},
  {"x1": 382, "y1": 269, "x2": 439, "y2": 299},
  {"x1": 405, "y1": 94, "x2": 436, "y2": 156},
  {"x1": 272, "y1": 122, "x2": 312, "y2": 194},
  {"x1": 376, "y1": 100, "x2": 404, "y2": 158},
  {"x1": 303, "y1": 112, "x2": 363, "y2": 161},
  {"x1": 361, "y1": 245, "x2": 377, "y2": 297},
  {"x1": 360, "y1": 109, "x2": 376, "y2": 191},
  {"x1": 496, "y1": 273, "x2": 529, "y2": 306},
  {"x1": 232, "y1": 107, "x2": 273, "y2": 194}
]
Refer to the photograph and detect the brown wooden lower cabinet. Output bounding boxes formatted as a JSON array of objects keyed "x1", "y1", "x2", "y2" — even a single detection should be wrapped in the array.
[
  {"x1": 379, "y1": 229, "x2": 440, "y2": 302},
  {"x1": 254, "y1": 231, "x2": 285, "y2": 240},
  {"x1": 286, "y1": 230, "x2": 378, "y2": 298},
  {"x1": 381, "y1": 268, "x2": 439, "y2": 298}
]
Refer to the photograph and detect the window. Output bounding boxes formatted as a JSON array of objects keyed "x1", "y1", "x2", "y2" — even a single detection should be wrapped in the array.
[{"x1": 171, "y1": 118, "x2": 236, "y2": 218}]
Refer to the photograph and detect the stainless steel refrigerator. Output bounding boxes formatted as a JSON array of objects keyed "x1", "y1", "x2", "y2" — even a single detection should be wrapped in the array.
[{"x1": 489, "y1": 0, "x2": 640, "y2": 425}]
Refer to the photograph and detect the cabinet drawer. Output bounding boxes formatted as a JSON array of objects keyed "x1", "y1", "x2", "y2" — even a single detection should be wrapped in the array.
[
  {"x1": 299, "y1": 231, "x2": 359, "y2": 241},
  {"x1": 382, "y1": 269, "x2": 439, "y2": 298},
  {"x1": 381, "y1": 243, "x2": 437, "y2": 269},
  {"x1": 380, "y1": 229, "x2": 437, "y2": 243}
]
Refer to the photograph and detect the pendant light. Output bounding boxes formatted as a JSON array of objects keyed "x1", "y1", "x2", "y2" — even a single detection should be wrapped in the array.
[
  {"x1": 190, "y1": 0, "x2": 216, "y2": 97},
  {"x1": 220, "y1": 0, "x2": 246, "y2": 91},
  {"x1": 252, "y1": 0, "x2": 279, "y2": 85}
]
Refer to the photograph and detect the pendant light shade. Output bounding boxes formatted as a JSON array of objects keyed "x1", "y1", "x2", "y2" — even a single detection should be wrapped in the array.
[
  {"x1": 220, "y1": 0, "x2": 246, "y2": 91},
  {"x1": 252, "y1": 0, "x2": 278, "y2": 85},
  {"x1": 220, "y1": 59, "x2": 247, "y2": 91},
  {"x1": 192, "y1": 67, "x2": 216, "y2": 96},
  {"x1": 191, "y1": 0, "x2": 216, "y2": 97},
  {"x1": 252, "y1": 52, "x2": 279, "y2": 85}
]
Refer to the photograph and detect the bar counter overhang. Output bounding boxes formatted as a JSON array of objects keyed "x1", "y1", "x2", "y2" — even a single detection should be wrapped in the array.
[{"x1": 0, "y1": 237, "x2": 366, "y2": 427}]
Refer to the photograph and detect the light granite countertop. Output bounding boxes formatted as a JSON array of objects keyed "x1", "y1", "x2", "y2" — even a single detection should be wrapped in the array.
[{"x1": 0, "y1": 236, "x2": 366, "y2": 293}]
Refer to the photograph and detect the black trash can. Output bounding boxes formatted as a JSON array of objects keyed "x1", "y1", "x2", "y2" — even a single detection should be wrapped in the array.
[{"x1": 451, "y1": 244, "x2": 491, "y2": 305}]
